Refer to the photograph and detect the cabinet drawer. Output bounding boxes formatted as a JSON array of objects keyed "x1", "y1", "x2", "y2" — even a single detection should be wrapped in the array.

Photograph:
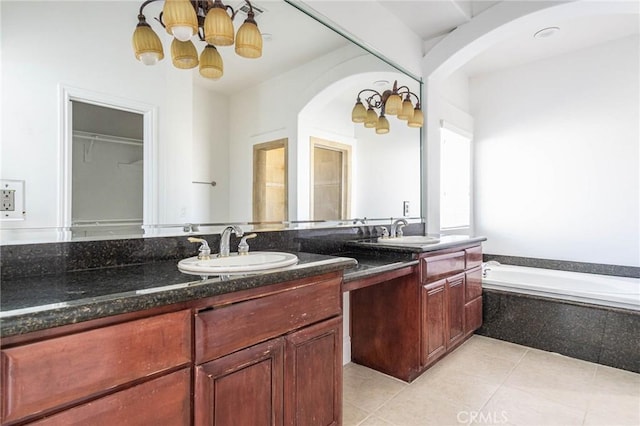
[
  {"x1": 1, "y1": 310, "x2": 191, "y2": 424},
  {"x1": 465, "y1": 246, "x2": 483, "y2": 269},
  {"x1": 30, "y1": 368, "x2": 191, "y2": 426},
  {"x1": 421, "y1": 251, "x2": 465, "y2": 283},
  {"x1": 195, "y1": 276, "x2": 341, "y2": 364}
]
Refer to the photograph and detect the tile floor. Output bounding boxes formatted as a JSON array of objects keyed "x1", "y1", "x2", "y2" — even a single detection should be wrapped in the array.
[{"x1": 343, "y1": 335, "x2": 640, "y2": 426}]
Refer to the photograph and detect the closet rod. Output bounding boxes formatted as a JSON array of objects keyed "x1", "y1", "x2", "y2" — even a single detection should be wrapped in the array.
[{"x1": 73, "y1": 130, "x2": 143, "y2": 147}]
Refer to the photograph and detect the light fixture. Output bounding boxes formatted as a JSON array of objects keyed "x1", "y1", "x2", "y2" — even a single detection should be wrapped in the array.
[
  {"x1": 132, "y1": 0, "x2": 263, "y2": 79},
  {"x1": 351, "y1": 80, "x2": 423, "y2": 134}
]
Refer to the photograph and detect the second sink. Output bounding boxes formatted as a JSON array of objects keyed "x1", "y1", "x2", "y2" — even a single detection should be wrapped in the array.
[{"x1": 376, "y1": 235, "x2": 441, "y2": 245}]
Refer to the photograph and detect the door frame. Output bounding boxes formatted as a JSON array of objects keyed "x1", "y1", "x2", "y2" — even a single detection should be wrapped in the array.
[
  {"x1": 252, "y1": 138, "x2": 288, "y2": 222},
  {"x1": 59, "y1": 85, "x2": 158, "y2": 228},
  {"x1": 309, "y1": 137, "x2": 352, "y2": 220}
]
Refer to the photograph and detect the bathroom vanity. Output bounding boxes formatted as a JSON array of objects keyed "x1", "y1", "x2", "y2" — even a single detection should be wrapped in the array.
[
  {"x1": 346, "y1": 238, "x2": 484, "y2": 382},
  {"x1": 0, "y1": 233, "x2": 485, "y2": 425}
]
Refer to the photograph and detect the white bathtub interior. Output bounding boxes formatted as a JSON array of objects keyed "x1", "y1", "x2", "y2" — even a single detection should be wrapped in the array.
[{"x1": 482, "y1": 264, "x2": 640, "y2": 311}]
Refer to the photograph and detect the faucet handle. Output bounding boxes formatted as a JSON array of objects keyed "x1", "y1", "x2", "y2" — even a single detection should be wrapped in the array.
[
  {"x1": 188, "y1": 237, "x2": 211, "y2": 260},
  {"x1": 378, "y1": 227, "x2": 389, "y2": 239},
  {"x1": 238, "y1": 233, "x2": 257, "y2": 255}
]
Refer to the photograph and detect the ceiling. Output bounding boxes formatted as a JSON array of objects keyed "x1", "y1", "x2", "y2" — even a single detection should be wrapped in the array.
[
  {"x1": 378, "y1": 0, "x2": 639, "y2": 77},
  {"x1": 378, "y1": 0, "x2": 500, "y2": 40}
]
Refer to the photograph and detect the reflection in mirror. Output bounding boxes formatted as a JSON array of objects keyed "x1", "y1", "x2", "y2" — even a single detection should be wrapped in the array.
[
  {"x1": 0, "y1": 0, "x2": 421, "y2": 244},
  {"x1": 71, "y1": 101, "x2": 144, "y2": 237}
]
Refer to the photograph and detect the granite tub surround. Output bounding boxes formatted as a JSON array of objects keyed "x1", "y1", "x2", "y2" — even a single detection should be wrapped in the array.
[
  {"x1": 479, "y1": 289, "x2": 640, "y2": 373},
  {"x1": 0, "y1": 252, "x2": 356, "y2": 337},
  {"x1": 483, "y1": 253, "x2": 640, "y2": 278}
]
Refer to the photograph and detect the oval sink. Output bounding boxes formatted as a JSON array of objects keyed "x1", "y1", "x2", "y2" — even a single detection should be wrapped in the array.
[
  {"x1": 178, "y1": 251, "x2": 298, "y2": 275},
  {"x1": 376, "y1": 235, "x2": 441, "y2": 245}
]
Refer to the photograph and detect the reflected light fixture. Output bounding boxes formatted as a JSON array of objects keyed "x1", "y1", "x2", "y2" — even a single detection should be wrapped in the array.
[
  {"x1": 351, "y1": 80, "x2": 423, "y2": 134},
  {"x1": 132, "y1": 0, "x2": 263, "y2": 80}
]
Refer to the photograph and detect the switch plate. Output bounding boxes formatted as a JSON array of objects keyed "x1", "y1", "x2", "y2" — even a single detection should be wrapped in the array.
[
  {"x1": 1, "y1": 179, "x2": 25, "y2": 220},
  {"x1": 403, "y1": 201, "x2": 410, "y2": 217}
]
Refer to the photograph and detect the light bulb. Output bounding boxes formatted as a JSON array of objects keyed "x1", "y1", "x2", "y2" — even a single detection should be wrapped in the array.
[
  {"x1": 140, "y1": 52, "x2": 161, "y2": 66},
  {"x1": 172, "y1": 25, "x2": 194, "y2": 41}
]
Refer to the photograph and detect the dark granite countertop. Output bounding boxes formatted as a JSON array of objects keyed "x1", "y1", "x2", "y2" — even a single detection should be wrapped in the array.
[
  {"x1": 0, "y1": 236, "x2": 486, "y2": 338},
  {"x1": 0, "y1": 252, "x2": 357, "y2": 337}
]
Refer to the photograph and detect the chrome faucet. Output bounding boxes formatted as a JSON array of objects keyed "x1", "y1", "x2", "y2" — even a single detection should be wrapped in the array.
[
  {"x1": 219, "y1": 225, "x2": 244, "y2": 257},
  {"x1": 390, "y1": 218, "x2": 408, "y2": 238}
]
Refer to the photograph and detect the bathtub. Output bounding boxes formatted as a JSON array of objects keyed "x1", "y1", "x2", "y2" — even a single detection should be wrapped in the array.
[{"x1": 482, "y1": 264, "x2": 640, "y2": 311}]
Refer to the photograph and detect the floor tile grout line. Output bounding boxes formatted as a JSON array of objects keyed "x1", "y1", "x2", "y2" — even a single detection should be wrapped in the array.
[{"x1": 476, "y1": 347, "x2": 530, "y2": 413}]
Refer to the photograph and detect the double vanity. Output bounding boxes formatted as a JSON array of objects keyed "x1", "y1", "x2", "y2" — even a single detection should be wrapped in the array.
[{"x1": 0, "y1": 229, "x2": 485, "y2": 425}]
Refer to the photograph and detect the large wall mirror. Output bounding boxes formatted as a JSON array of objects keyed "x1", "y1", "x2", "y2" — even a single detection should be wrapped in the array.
[{"x1": 0, "y1": 0, "x2": 422, "y2": 244}]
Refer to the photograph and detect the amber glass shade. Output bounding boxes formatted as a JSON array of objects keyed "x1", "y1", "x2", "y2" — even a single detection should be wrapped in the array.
[
  {"x1": 132, "y1": 21, "x2": 164, "y2": 65},
  {"x1": 385, "y1": 93, "x2": 402, "y2": 115},
  {"x1": 397, "y1": 98, "x2": 415, "y2": 120},
  {"x1": 204, "y1": 6, "x2": 234, "y2": 46},
  {"x1": 171, "y1": 39, "x2": 198, "y2": 69},
  {"x1": 408, "y1": 107, "x2": 424, "y2": 128},
  {"x1": 351, "y1": 101, "x2": 367, "y2": 123},
  {"x1": 376, "y1": 115, "x2": 390, "y2": 134},
  {"x1": 163, "y1": 0, "x2": 198, "y2": 41},
  {"x1": 364, "y1": 107, "x2": 378, "y2": 128},
  {"x1": 235, "y1": 18, "x2": 263, "y2": 58},
  {"x1": 199, "y1": 45, "x2": 223, "y2": 79}
]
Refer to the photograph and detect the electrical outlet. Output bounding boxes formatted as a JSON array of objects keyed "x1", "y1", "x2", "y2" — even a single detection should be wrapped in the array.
[
  {"x1": 403, "y1": 201, "x2": 410, "y2": 217},
  {"x1": 1, "y1": 190, "x2": 15, "y2": 211},
  {"x1": 1, "y1": 179, "x2": 25, "y2": 220}
]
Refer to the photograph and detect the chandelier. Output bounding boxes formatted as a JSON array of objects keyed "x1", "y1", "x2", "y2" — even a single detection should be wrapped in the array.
[
  {"x1": 132, "y1": 0, "x2": 263, "y2": 80},
  {"x1": 351, "y1": 80, "x2": 423, "y2": 134}
]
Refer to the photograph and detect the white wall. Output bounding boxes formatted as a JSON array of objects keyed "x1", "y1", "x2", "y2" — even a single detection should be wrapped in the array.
[
  {"x1": 471, "y1": 35, "x2": 640, "y2": 266},
  {"x1": 424, "y1": 70, "x2": 474, "y2": 233}
]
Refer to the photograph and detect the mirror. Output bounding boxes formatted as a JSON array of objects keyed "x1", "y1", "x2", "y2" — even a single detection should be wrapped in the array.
[{"x1": 0, "y1": 0, "x2": 421, "y2": 244}]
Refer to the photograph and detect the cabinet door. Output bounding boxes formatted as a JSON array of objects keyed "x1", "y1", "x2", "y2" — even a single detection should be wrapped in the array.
[
  {"x1": 465, "y1": 266, "x2": 483, "y2": 302},
  {"x1": 421, "y1": 279, "x2": 447, "y2": 367},
  {"x1": 284, "y1": 316, "x2": 342, "y2": 426},
  {"x1": 447, "y1": 273, "x2": 465, "y2": 349},
  {"x1": 465, "y1": 297, "x2": 483, "y2": 336},
  {"x1": 195, "y1": 338, "x2": 284, "y2": 426}
]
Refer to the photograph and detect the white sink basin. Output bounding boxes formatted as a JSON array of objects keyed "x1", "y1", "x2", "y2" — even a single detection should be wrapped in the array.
[
  {"x1": 178, "y1": 251, "x2": 298, "y2": 275},
  {"x1": 376, "y1": 235, "x2": 441, "y2": 245}
]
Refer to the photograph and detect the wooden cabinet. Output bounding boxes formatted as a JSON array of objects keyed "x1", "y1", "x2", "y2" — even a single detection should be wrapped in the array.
[
  {"x1": 421, "y1": 279, "x2": 447, "y2": 366},
  {"x1": 194, "y1": 273, "x2": 342, "y2": 426},
  {"x1": 29, "y1": 369, "x2": 191, "y2": 426},
  {"x1": 195, "y1": 338, "x2": 285, "y2": 425},
  {"x1": 1, "y1": 310, "x2": 191, "y2": 425},
  {"x1": 194, "y1": 317, "x2": 342, "y2": 426},
  {"x1": 2, "y1": 272, "x2": 343, "y2": 426},
  {"x1": 350, "y1": 244, "x2": 484, "y2": 382},
  {"x1": 420, "y1": 272, "x2": 466, "y2": 369},
  {"x1": 464, "y1": 266, "x2": 483, "y2": 336}
]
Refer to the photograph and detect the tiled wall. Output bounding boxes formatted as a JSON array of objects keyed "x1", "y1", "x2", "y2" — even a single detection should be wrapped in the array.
[
  {"x1": 483, "y1": 254, "x2": 639, "y2": 278},
  {"x1": 478, "y1": 289, "x2": 640, "y2": 373}
]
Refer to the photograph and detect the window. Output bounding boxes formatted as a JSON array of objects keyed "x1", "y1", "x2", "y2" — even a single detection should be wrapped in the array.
[{"x1": 440, "y1": 125, "x2": 472, "y2": 230}]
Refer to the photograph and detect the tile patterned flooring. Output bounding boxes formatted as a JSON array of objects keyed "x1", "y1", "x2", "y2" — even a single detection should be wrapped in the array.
[{"x1": 343, "y1": 335, "x2": 640, "y2": 426}]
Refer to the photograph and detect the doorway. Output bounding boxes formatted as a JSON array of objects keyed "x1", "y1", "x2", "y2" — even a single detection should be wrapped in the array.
[
  {"x1": 253, "y1": 139, "x2": 288, "y2": 222},
  {"x1": 310, "y1": 137, "x2": 351, "y2": 221}
]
